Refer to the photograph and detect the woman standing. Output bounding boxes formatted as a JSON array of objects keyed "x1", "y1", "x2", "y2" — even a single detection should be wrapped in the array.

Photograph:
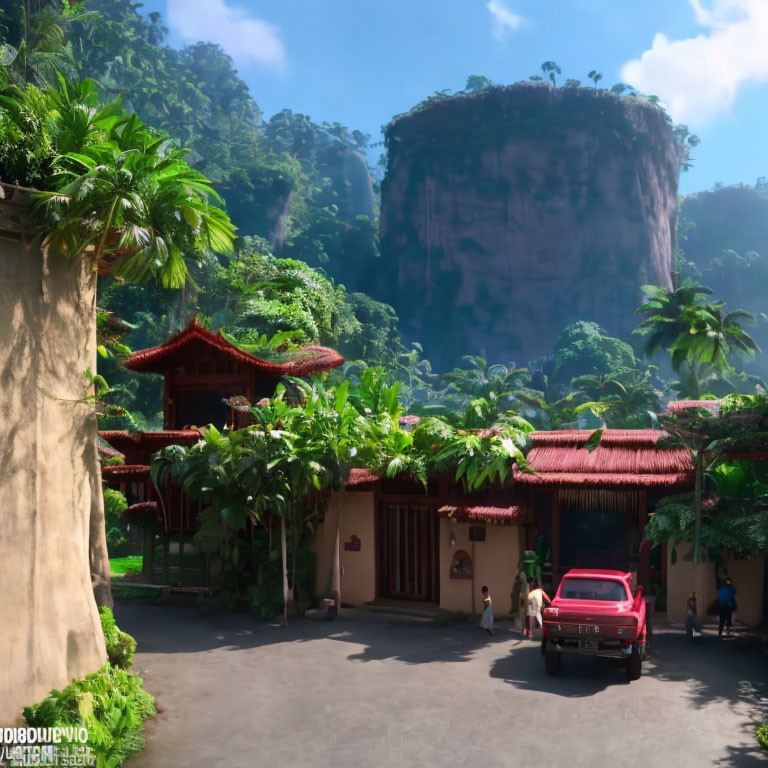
[
  {"x1": 481, "y1": 585, "x2": 494, "y2": 636},
  {"x1": 526, "y1": 579, "x2": 551, "y2": 639}
]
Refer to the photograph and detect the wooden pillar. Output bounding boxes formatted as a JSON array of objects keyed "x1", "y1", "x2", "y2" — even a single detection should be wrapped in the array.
[
  {"x1": 638, "y1": 492, "x2": 650, "y2": 589},
  {"x1": 178, "y1": 496, "x2": 185, "y2": 587},
  {"x1": 552, "y1": 491, "x2": 561, "y2": 586}
]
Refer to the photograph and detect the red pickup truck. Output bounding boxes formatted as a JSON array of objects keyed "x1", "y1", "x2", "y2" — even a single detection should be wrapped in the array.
[{"x1": 541, "y1": 569, "x2": 649, "y2": 682}]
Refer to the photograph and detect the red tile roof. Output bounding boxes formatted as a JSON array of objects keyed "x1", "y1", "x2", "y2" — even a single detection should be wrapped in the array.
[
  {"x1": 438, "y1": 505, "x2": 527, "y2": 524},
  {"x1": 123, "y1": 317, "x2": 344, "y2": 376},
  {"x1": 513, "y1": 429, "x2": 694, "y2": 489}
]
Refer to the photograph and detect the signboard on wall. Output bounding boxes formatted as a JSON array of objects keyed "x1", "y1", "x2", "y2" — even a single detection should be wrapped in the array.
[
  {"x1": 469, "y1": 526, "x2": 486, "y2": 542},
  {"x1": 344, "y1": 534, "x2": 361, "y2": 551}
]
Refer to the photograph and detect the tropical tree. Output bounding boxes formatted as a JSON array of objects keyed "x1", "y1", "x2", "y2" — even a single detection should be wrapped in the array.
[
  {"x1": 0, "y1": 0, "x2": 97, "y2": 86},
  {"x1": 152, "y1": 376, "x2": 368, "y2": 622},
  {"x1": 573, "y1": 368, "x2": 662, "y2": 428},
  {"x1": 464, "y1": 74, "x2": 493, "y2": 93},
  {"x1": 587, "y1": 70, "x2": 603, "y2": 88},
  {"x1": 34, "y1": 101, "x2": 236, "y2": 287},
  {"x1": 440, "y1": 356, "x2": 542, "y2": 415},
  {"x1": 651, "y1": 396, "x2": 768, "y2": 568},
  {"x1": 635, "y1": 282, "x2": 759, "y2": 398},
  {"x1": 541, "y1": 61, "x2": 562, "y2": 87},
  {"x1": 564, "y1": 79, "x2": 581, "y2": 88}
]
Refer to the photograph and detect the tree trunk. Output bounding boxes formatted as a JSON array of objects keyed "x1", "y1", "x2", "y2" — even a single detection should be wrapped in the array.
[
  {"x1": 332, "y1": 519, "x2": 341, "y2": 611},
  {"x1": 86, "y1": 303, "x2": 113, "y2": 608},
  {"x1": 281, "y1": 515, "x2": 289, "y2": 624},
  {"x1": 0, "y1": 236, "x2": 106, "y2": 723}
]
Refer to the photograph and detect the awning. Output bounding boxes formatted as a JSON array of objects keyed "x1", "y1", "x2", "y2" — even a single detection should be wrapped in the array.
[
  {"x1": 438, "y1": 505, "x2": 527, "y2": 524},
  {"x1": 101, "y1": 464, "x2": 150, "y2": 481}
]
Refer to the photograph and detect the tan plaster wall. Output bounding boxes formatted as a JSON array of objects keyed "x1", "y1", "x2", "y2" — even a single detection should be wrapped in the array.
[
  {"x1": 0, "y1": 239, "x2": 107, "y2": 723},
  {"x1": 313, "y1": 490, "x2": 376, "y2": 606},
  {"x1": 666, "y1": 541, "x2": 717, "y2": 622},
  {"x1": 727, "y1": 556, "x2": 764, "y2": 627},
  {"x1": 667, "y1": 543, "x2": 765, "y2": 625},
  {"x1": 439, "y1": 519, "x2": 521, "y2": 616}
]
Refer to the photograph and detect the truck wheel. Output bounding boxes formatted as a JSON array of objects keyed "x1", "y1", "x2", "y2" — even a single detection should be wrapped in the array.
[
  {"x1": 545, "y1": 649, "x2": 561, "y2": 676},
  {"x1": 626, "y1": 647, "x2": 642, "y2": 681}
]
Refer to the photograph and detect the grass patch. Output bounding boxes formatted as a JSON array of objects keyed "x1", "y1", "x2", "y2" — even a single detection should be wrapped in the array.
[{"x1": 110, "y1": 555, "x2": 143, "y2": 578}]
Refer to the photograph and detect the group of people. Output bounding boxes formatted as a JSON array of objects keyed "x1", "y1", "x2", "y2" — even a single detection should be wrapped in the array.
[
  {"x1": 685, "y1": 577, "x2": 738, "y2": 639},
  {"x1": 480, "y1": 572, "x2": 551, "y2": 638}
]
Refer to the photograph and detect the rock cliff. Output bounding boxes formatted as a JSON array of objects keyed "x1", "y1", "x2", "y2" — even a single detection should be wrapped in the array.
[{"x1": 378, "y1": 85, "x2": 682, "y2": 371}]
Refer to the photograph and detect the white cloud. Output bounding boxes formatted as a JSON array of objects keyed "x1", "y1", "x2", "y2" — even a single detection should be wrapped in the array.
[
  {"x1": 487, "y1": 0, "x2": 524, "y2": 41},
  {"x1": 167, "y1": 0, "x2": 286, "y2": 69},
  {"x1": 621, "y1": 0, "x2": 768, "y2": 125}
]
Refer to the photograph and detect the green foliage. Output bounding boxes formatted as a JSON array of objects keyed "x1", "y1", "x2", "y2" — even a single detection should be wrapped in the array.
[
  {"x1": 757, "y1": 721, "x2": 768, "y2": 750},
  {"x1": 23, "y1": 662, "x2": 154, "y2": 768},
  {"x1": 152, "y1": 375, "x2": 368, "y2": 614},
  {"x1": 551, "y1": 321, "x2": 636, "y2": 394},
  {"x1": 635, "y1": 281, "x2": 759, "y2": 398},
  {"x1": 103, "y1": 488, "x2": 129, "y2": 553},
  {"x1": 99, "y1": 606, "x2": 137, "y2": 670},
  {"x1": 650, "y1": 397, "x2": 768, "y2": 564},
  {"x1": 573, "y1": 367, "x2": 662, "y2": 428},
  {"x1": 464, "y1": 75, "x2": 494, "y2": 93}
]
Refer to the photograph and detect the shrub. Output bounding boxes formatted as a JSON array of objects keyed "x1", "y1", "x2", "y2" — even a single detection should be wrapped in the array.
[
  {"x1": 757, "y1": 721, "x2": 768, "y2": 750},
  {"x1": 23, "y1": 663, "x2": 155, "y2": 768},
  {"x1": 99, "y1": 606, "x2": 137, "y2": 670}
]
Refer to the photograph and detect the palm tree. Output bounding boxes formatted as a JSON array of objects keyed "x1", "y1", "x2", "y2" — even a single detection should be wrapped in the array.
[
  {"x1": 587, "y1": 70, "x2": 603, "y2": 89},
  {"x1": 541, "y1": 61, "x2": 562, "y2": 87},
  {"x1": 634, "y1": 281, "x2": 712, "y2": 358},
  {"x1": 441, "y1": 356, "x2": 543, "y2": 416},
  {"x1": 635, "y1": 283, "x2": 758, "y2": 399},
  {"x1": 33, "y1": 102, "x2": 236, "y2": 288},
  {"x1": 0, "y1": 1, "x2": 97, "y2": 86},
  {"x1": 574, "y1": 369, "x2": 662, "y2": 427},
  {"x1": 674, "y1": 302, "x2": 759, "y2": 373}
]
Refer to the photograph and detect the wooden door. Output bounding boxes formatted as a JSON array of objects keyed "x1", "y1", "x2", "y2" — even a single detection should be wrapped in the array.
[{"x1": 378, "y1": 503, "x2": 439, "y2": 602}]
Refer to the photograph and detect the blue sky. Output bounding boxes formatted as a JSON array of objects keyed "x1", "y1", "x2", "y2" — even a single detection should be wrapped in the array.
[{"x1": 141, "y1": 0, "x2": 768, "y2": 195}]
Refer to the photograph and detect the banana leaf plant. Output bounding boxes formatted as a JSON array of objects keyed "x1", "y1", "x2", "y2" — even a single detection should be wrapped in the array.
[{"x1": 152, "y1": 375, "x2": 368, "y2": 622}]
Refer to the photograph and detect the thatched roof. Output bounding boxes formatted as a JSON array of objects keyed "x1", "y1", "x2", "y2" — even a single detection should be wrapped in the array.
[{"x1": 513, "y1": 429, "x2": 694, "y2": 489}]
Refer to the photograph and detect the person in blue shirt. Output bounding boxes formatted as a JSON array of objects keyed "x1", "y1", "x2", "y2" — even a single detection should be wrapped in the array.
[{"x1": 717, "y1": 577, "x2": 737, "y2": 638}]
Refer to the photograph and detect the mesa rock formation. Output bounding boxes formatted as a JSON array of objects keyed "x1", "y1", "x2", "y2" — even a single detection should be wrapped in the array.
[{"x1": 378, "y1": 85, "x2": 682, "y2": 370}]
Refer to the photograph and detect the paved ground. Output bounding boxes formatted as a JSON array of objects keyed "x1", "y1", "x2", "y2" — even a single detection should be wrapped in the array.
[{"x1": 115, "y1": 600, "x2": 768, "y2": 768}]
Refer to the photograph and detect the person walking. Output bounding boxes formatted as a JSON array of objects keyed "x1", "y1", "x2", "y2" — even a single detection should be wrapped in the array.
[
  {"x1": 717, "y1": 577, "x2": 737, "y2": 638},
  {"x1": 526, "y1": 579, "x2": 551, "y2": 639},
  {"x1": 516, "y1": 568, "x2": 530, "y2": 639},
  {"x1": 481, "y1": 585, "x2": 494, "y2": 636}
]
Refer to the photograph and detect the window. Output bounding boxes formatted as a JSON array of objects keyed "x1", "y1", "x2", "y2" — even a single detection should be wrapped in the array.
[{"x1": 560, "y1": 578, "x2": 629, "y2": 602}]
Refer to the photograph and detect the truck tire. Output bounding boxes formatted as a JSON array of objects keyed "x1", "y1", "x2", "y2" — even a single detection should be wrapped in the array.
[
  {"x1": 545, "y1": 648, "x2": 561, "y2": 676},
  {"x1": 626, "y1": 647, "x2": 642, "y2": 681}
]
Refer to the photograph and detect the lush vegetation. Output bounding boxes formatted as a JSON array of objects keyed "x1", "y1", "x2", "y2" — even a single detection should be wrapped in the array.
[
  {"x1": 24, "y1": 611, "x2": 151, "y2": 768},
  {"x1": 151, "y1": 369, "x2": 533, "y2": 617},
  {"x1": 24, "y1": 664, "x2": 154, "y2": 767},
  {"x1": 100, "y1": 606, "x2": 137, "y2": 669}
]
